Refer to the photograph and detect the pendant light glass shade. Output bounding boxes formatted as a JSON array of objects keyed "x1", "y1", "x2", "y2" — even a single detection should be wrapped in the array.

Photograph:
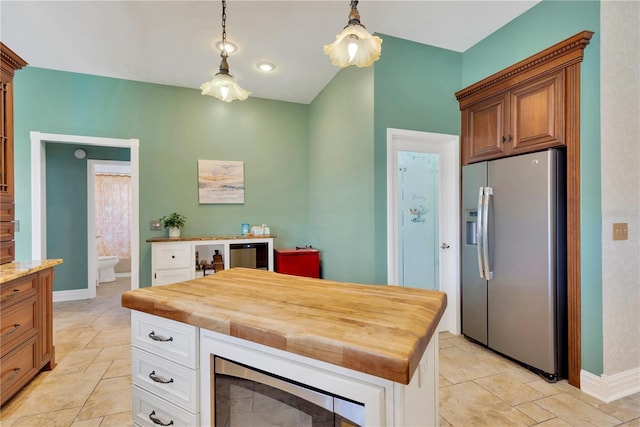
[
  {"x1": 201, "y1": 0, "x2": 250, "y2": 102},
  {"x1": 324, "y1": 0, "x2": 382, "y2": 68},
  {"x1": 201, "y1": 55, "x2": 250, "y2": 102}
]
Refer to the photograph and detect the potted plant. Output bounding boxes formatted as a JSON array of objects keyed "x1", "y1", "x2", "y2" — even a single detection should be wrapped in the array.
[{"x1": 160, "y1": 212, "x2": 186, "y2": 238}]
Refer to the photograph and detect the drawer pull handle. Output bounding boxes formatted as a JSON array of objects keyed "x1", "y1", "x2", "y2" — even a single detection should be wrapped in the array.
[
  {"x1": 2, "y1": 323, "x2": 21, "y2": 337},
  {"x1": 3, "y1": 367, "x2": 21, "y2": 382},
  {"x1": 1, "y1": 289, "x2": 20, "y2": 302},
  {"x1": 148, "y1": 331, "x2": 173, "y2": 342},
  {"x1": 149, "y1": 370, "x2": 174, "y2": 384},
  {"x1": 149, "y1": 410, "x2": 174, "y2": 426}
]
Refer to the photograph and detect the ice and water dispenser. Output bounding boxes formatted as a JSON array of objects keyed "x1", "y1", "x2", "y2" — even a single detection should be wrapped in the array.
[{"x1": 465, "y1": 209, "x2": 478, "y2": 246}]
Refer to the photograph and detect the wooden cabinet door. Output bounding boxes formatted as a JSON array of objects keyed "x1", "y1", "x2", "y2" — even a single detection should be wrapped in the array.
[
  {"x1": 1, "y1": 72, "x2": 16, "y2": 265},
  {"x1": 462, "y1": 93, "x2": 509, "y2": 164},
  {"x1": 509, "y1": 71, "x2": 564, "y2": 155},
  {"x1": 1, "y1": 43, "x2": 27, "y2": 265},
  {"x1": 0, "y1": 77, "x2": 14, "y2": 204},
  {"x1": 37, "y1": 268, "x2": 55, "y2": 369}
]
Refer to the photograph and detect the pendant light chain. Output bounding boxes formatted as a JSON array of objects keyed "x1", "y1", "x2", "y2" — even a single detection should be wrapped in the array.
[{"x1": 221, "y1": 0, "x2": 228, "y2": 58}]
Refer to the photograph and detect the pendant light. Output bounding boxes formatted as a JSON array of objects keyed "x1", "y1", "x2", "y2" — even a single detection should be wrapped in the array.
[
  {"x1": 200, "y1": 0, "x2": 250, "y2": 102},
  {"x1": 324, "y1": 0, "x2": 382, "y2": 68}
]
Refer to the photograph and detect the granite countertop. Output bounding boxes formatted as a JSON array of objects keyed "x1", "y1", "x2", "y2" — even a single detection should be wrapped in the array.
[
  {"x1": 122, "y1": 267, "x2": 447, "y2": 384},
  {"x1": 0, "y1": 259, "x2": 64, "y2": 284},
  {"x1": 146, "y1": 235, "x2": 276, "y2": 243}
]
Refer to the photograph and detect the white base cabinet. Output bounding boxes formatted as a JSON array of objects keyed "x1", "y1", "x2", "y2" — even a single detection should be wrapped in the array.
[
  {"x1": 131, "y1": 311, "x2": 200, "y2": 426},
  {"x1": 150, "y1": 237, "x2": 274, "y2": 286},
  {"x1": 130, "y1": 310, "x2": 439, "y2": 426},
  {"x1": 151, "y1": 242, "x2": 192, "y2": 286}
]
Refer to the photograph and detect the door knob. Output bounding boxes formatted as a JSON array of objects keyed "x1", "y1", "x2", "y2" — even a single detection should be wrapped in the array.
[{"x1": 440, "y1": 243, "x2": 450, "y2": 249}]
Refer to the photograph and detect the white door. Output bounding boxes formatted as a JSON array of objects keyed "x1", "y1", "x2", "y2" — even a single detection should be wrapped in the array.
[
  {"x1": 387, "y1": 129, "x2": 460, "y2": 334},
  {"x1": 397, "y1": 151, "x2": 440, "y2": 290}
]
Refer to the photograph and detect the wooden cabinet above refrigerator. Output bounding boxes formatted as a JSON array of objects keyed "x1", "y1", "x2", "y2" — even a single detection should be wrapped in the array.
[{"x1": 455, "y1": 32, "x2": 592, "y2": 166}]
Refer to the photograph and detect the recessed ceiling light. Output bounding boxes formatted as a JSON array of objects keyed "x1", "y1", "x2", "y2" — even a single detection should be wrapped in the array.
[
  {"x1": 215, "y1": 40, "x2": 237, "y2": 54},
  {"x1": 256, "y1": 62, "x2": 276, "y2": 72}
]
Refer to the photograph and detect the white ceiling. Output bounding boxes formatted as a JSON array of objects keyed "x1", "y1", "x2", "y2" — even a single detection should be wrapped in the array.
[{"x1": 1, "y1": 1, "x2": 539, "y2": 104}]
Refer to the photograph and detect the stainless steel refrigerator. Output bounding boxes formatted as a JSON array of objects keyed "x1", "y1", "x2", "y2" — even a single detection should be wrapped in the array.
[{"x1": 461, "y1": 148, "x2": 567, "y2": 381}]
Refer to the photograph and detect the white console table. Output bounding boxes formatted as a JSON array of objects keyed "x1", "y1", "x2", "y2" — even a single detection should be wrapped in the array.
[{"x1": 147, "y1": 236, "x2": 274, "y2": 286}]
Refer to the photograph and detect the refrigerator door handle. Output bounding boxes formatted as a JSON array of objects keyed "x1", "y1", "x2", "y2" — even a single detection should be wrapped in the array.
[
  {"x1": 477, "y1": 187, "x2": 485, "y2": 279},
  {"x1": 483, "y1": 186, "x2": 493, "y2": 280}
]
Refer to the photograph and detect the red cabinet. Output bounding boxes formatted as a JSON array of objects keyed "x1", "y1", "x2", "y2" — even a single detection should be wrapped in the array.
[{"x1": 275, "y1": 248, "x2": 320, "y2": 278}]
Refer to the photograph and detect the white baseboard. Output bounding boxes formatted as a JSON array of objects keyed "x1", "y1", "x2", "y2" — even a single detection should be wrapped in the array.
[
  {"x1": 581, "y1": 367, "x2": 640, "y2": 402},
  {"x1": 53, "y1": 288, "x2": 91, "y2": 302},
  {"x1": 115, "y1": 272, "x2": 131, "y2": 278}
]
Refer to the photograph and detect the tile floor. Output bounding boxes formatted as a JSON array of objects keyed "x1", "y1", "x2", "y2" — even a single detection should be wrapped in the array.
[
  {"x1": 1, "y1": 277, "x2": 132, "y2": 426},
  {"x1": 438, "y1": 334, "x2": 640, "y2": 426},
  {"x1": 1, "y1": 277, "x2": 639, "y2": 426}
]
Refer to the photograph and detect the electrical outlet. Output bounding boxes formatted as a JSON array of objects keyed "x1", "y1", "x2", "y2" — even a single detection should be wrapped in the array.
[
  {"x1": 613, "y1": 223, "x2": 628, "y2": 241},
  {"x1": 150, "y1": 220, "x2": 162, "y2": 231},
  {"x1": 14, "y1": 220, "x2": 20, "y2": 232}
]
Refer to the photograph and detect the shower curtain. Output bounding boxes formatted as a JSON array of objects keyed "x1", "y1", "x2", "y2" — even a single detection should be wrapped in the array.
[{"x1": 95, "y1": 173, "x2": 131, "y2": 260}]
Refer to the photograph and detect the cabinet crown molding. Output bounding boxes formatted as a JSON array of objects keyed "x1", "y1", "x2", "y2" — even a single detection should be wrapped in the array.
[
  {"x1": 1, "y1": 42, "x2": 28, "y2": 80},
  {"x1": 455, "y1": 30, "x2": 593, "y2": 106}
]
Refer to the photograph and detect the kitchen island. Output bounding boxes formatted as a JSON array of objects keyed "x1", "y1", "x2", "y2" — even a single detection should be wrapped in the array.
[{"x1": 122, "y1": 267, "x2": 447, "y2": 426}]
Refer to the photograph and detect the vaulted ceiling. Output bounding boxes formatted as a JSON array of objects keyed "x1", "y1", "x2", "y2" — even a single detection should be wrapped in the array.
[{"x1": 1, "y1": 1, "x2": 539, "y2": 104}]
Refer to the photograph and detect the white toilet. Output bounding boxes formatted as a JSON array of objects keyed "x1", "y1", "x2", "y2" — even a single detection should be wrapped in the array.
[{"x1": 98, "y1": 255, "x2": 119, "y2": 283}]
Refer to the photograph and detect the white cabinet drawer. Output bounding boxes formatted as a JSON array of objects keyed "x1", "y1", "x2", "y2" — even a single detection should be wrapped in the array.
[
  {"x1": 131, "y1": 311, "x2": 198, "y2": 368},
  {"x1": 133, "y1": 385, "x2": 199, "y2": 427},
  {"x1": 152, "y1": 243, "x2": 191, "y2": 270},
  {"x1": 133, "y1": 347, "x2": 199, "y2": 413},
  {"x1": 153, "y1": 268, "x2": 192, "y2": 286}
]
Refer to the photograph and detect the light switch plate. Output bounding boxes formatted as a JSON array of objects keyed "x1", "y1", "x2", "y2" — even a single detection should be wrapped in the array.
[
  {"x1": 15, "y1": 220, "x2": 20, "y2": 232},
  {"x1": 613, "y1": 223, "x2": 628, "y2": 240},
  {"x1": 150, "y1": 220, "x2": 162, "y2": 231}
]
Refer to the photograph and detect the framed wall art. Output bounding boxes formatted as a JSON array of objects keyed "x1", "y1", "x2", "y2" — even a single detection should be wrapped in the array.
[{"x1": 198, "y1": 159, "x2": 245, "y2": 204}]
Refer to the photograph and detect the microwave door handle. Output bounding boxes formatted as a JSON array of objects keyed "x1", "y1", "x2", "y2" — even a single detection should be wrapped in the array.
[
  {"x1": 477, "y1": 187, "x2": 485, "y2": 279},
  {"x1": 483, "y1": 187, "x2": 493, "y2": 280}
]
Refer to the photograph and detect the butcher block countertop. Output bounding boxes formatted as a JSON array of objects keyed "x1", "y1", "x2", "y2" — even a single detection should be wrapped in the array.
[
  {"x1": 121, "y1": 268, "x2": 447, "y2": 384},
  {"x1": 0, "y1": 259, "x2": 63, "y2": 284}
]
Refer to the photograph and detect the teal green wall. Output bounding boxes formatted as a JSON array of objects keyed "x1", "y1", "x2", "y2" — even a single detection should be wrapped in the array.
[
  {"x1": 308, "y1": 66, "x2": 376, "y2": 283},
  {"x1": 12, "y1": 1, "x2": 604, "y2": 376},
  {"x1": 373, "y1": 34, "x2": 462, "y2": 283},
  {"x1": 46, "y1": 145, "x2": 129, "y2": 291},
  {"x1": 308, "y1": 35, "x2": 461, "y2": 285},
  {"x1": 461, "y1": 1, "x2": 602, "y2": 374},
  {"x1": 14, "y1": 68, "x2": 310, "y2": 289}
]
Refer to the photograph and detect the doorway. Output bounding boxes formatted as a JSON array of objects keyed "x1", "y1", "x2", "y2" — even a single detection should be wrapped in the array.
[
  {"x1": 30, "y1": 131, "x2": 140, "y2": 300},
  {"x1": 88, "y1": 160, "x2": 132, "y2": 294},
  {"x1": 387, "y1": 128, "x2": 460, "y2": 334}
]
